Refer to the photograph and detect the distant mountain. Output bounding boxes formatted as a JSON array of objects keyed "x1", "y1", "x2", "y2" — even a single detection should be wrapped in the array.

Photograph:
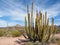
[
  {"x1": 0, "y1": 24, "x2": 24, "y2": 31},
  {"x1": 0, "y1": 24, "x2": 60, "y2": 33}
]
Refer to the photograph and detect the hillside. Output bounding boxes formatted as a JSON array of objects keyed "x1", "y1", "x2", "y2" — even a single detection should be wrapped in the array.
[{"x1": 0, "y1": 24, "x2": 24, "y2": 31}]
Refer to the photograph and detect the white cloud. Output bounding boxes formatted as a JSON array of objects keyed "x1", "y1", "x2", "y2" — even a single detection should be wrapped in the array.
[
  {"x1": 0, "y1": 20, "x2": 7, "y2": 27},
  {"x1": 0, "y1": 0, "x2": 60, "y2": 27},
  {"x1": 45, "y1": 3, "x2": 60, "y2": 18},
  {"x1": 0, "y1": 0, "x2": 27, "y2": 21},
  {"x1": 8, "y1": 22, "x2": 18, "y2": 26},
  {"x1": 0, "y1": 20, "x2": 19, "y2": 27},
  {"x1": 9, "y1": 9, "x2": 27, "y2": 21},
  {"x1": 34, "y1": 3, "x2": 60, "y2": 18}
]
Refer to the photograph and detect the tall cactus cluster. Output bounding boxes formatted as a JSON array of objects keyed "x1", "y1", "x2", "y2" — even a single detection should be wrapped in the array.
[{"x1": 24, "y1": 3, "x2": 55, "y2": 43}]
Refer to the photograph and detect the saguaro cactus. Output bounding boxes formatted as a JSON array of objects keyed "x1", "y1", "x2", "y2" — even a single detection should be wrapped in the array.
[{"x1": 24, "y1": 2, "x2": 55, "y2": 43}]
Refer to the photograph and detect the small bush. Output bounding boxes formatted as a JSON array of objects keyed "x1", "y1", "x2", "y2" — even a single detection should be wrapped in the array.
[
  {"x1": 0, "y1": 30, "x2": 4, "y2": 36},
  {"x1": 57, "y1": 40, "x2": 60, "y2": 45},
  {"x1": 11, "y1": 30, "x2": 21, "y2": 37}
]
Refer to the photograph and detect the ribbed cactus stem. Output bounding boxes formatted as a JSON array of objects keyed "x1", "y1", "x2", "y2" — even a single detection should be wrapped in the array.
[
  {"x1": 31, "y1": 2, "x2": 34, "y2": 27},
  {"x1": 43, "y1": 15, "x2": 44, "y2": 25},
  {"x1": 51, "y1": 17, "x2": 54, "y2": 33},
  {"x1": 35, "y1": 10, "x2": 38, "y2": 34},
  {"x1": 25, "y1": 16, "x2": 27, "y2": 32},
  {"x1": 36, "y1": 10, "x2": 39, "y2": 34},
  {"x1": 39, "y1": 11, "x2": 42, "y2": 31},
  {"x1": 52, "y1": 17, "x2": 54, "y2": 31},
  {"x1": 24, "y1": 2, "x2": 55, "y2": 43},
  {"x1": 45, "y1": 18, "x2": 50, "y2": 42},
  {"x1": 27, "y1": 7, "x2": 30, "y2": 32},
  {"x1": 36, "y1": 10, "x2": 38, "y2": 19},
  {"x1": 27, "y1": 4, "x2": 31, "y2": 34},
  {"x1": 38, "y1": 11, "x2": 42, "y2": 39},
  {"x1": 39, "y1": 11, "x2": 42, "y2": 20},
  {"x1": 35, "y1": 18, "x2": 38, "y2": 34},
  {"x1": 50, "y1": 17, "x2": 54, "y2": 40},
  {"x1": 30, "y1": 3, "x2": 35, "y2": 40},
  {"x1": 27, "y1": 4, "x2": 32, "y2": 39},
  {"x1": 47, "y1": 18, "x2": 49, "y2": 33},
  {"x1": 45, "y1": 12, "x2": 47, "y2": 25},
  {"x1": 24, "y1": 16, "x2": 28, "y2": 39}
]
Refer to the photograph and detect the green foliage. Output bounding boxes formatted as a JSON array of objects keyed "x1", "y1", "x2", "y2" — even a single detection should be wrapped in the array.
[
  {"x1": 58, "y1": 40, "x2": 60, "y2": 45},
  {"x1": 11, "y1": 30, "x2": 21, "y2": 37},
  {"x1": 24, "y1": 2, "x2": 55, "y2": 43},
  {"x1": 55, "y1": 26, "x2": 60, "y2": 34},
  {"x1": 0, "y1": 29, "x2": 23, "y2": 37},
  {"x1": 0, "y1": 30, "x2": 5, "y2": 36}
]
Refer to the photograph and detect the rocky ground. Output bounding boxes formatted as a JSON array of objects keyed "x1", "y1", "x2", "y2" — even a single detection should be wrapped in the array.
[{"x1": 0, "y1": 34, "x2": 60, "y2": 45}]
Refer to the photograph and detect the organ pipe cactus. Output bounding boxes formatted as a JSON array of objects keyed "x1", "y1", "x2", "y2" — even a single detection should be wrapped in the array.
[{"x1": 24, "y1": 2, "x2": 55, "y2": 43}]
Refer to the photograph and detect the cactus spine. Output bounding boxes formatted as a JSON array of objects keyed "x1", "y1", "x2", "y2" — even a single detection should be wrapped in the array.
[{"x1": 24, "y1": 3, "x2": 55, "y2": 43}]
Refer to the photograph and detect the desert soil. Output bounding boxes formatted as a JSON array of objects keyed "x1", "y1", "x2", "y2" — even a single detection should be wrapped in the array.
[
  {"x1": 0, "y1": 34, "x2": 60, "y2": 45},
  {"x1": 0, "y1": 36, "x2": 25, "y2": 45}
]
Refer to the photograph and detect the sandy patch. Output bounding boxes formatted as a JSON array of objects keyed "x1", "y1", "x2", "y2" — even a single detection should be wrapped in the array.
[
  {"x1": 0, "y1": 34, "x2": 60, "y2": 45},
  {"x1": 0, "y1": 36, "x2": 25, "y2": 45}
]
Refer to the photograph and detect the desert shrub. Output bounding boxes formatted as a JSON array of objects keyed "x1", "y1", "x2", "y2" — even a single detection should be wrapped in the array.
[
  {"x1": 11, "y1": 30, "x2": 21, "y2": 37},
  {"x1": 56, "y1": 29, "x2": 60, "y2": 34},
  {"x1": 0, "y1": 30, "x2": 5, "y2": 36},
  {"x1": 19, "y1": 30, "x2": 24, "y2": 34},
  {"x1": 57, "y1": 40, "x2": 60, "y2": 45}
]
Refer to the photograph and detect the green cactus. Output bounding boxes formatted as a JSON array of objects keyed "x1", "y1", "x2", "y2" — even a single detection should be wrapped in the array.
[{"x1": 24, "y1": 2, "x2": 55, "y2": 43}]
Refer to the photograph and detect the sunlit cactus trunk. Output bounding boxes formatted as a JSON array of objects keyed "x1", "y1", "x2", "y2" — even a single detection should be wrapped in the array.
[
  {"x1": 49, "y1": 18, "x2": 54, "y2": 41},
  {"x1": 31, "y1": 3, "x2": 35, "y2": 38},
  {"x1": 24, "y1": 2, "x2": 55, "y2": 44}
]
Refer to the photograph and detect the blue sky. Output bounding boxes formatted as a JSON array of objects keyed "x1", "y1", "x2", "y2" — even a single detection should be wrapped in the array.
[{"x1": 0, "y1": 0, "x2": 60, "y2": 27}]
